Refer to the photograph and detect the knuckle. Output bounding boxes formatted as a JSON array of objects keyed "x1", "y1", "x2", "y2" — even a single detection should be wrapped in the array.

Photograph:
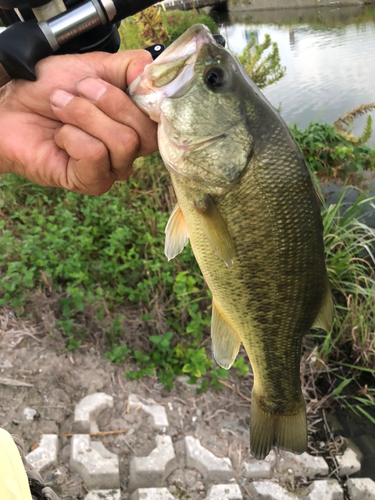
[
  {"x1": 88, "y1": 141, "x2": 108, "y2": 163},
  {"x1": 119, "y1": 128, "x2": 140, "y2": 155},
  {"x1": 72, "y1": 102, "x2": 91, "y2": 123}
]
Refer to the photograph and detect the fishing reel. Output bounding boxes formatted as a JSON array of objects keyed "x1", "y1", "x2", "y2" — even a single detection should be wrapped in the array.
[{"x1": 0, "y1": 0, "x2": 163, "y2": 85}]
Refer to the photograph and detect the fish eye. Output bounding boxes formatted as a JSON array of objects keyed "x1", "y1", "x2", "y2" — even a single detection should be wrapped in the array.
[{"x1": 204, "y1": 67, "x2": 227, "y2": 90}]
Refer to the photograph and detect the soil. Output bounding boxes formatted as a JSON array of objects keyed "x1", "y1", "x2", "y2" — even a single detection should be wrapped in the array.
[
  {"x1": 0, "y1": 305, "x2": 362, "y2": 500},
  {"x1": 0, "y1": 309, "x2": 256, "y2": 500}
]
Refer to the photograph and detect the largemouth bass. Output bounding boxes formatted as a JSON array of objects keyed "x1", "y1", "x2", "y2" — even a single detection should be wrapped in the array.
[{"x1": 128, "y1": 25, "x2": 333, "y2": 460}]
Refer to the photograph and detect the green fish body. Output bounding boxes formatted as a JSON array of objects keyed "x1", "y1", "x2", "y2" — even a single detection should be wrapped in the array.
[{"x1": 129, "y1": 24, "x2": 333, "y2": 459}]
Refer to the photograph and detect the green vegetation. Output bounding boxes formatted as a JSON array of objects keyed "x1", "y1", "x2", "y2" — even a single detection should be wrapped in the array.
[
  {"x1": 0, "y1": 9, "x2": 374, "y2": 424},
  {"x1": 314, "y1": 189, "x2": 375, "y2": 420},
  {"x1": 238, "y1": 33, "x2": 286, "y2": 89},
  {"x1": 119, "y1": 9, "x2": 217, "y2": 51},
  {"x1": 1, "y1": 124, "x2": 374, "y2": 421},
  {"x1": 291, "y1": 122, "x2": 375, "y2": 178}
]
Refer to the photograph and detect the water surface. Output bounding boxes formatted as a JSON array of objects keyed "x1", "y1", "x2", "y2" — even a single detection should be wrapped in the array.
[{"x1": 218, "y1": 6, "x2": 375, "y2": 144}]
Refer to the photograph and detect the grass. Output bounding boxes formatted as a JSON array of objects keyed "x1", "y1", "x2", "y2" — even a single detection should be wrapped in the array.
[
  {"x1": 119, "y1": 9, "x2": 217, "y2": 51},
  {"x1": 1, "y1": 138, "x2": 374, "y2": 424},
  {"x1": 0, "y1": 7, "x2": 374, "y2": 425}
]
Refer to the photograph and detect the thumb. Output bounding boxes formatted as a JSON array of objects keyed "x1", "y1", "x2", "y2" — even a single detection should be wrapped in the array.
[{"x1": 98, "y1": 49, "x2": 153, "y2": 91}]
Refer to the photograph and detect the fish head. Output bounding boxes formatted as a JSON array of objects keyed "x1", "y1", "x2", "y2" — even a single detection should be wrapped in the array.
[{"x1": 128, "y1": 24, "x2": 256, "y2": 192}]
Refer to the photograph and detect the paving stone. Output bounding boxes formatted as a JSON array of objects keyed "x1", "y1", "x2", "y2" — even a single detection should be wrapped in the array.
[
  {"x1": 337, "y1": 446, "x2": 361, "y2": 477},
  {"x1": 185, "y1": 436, "x2": 234, "y2": 482},
  {"x1": 129, "y1": 435, "x2": 177, "y2": 493},
  {"x1": 70, "y1": 435, "x2": 120, "y2": 489},
  {"x1": 73, "y1": 392, "x2": 114, "y2": 433},
  {"x1": 23, "y1": 408, "x2": 37, "y2": 421},
  {"x1": 347, "y1": 478, "x2": 375, "y2": 500},
  {"x1": 247, "y1": 481, "x2": 296, "y2": 500},
  {"x1": 302, "y1": 480, "x2": 344, "y2": 500},
  {"x1": 128, "y1": 394, "x2": 169, "y2": 430},
  {"x1": 85, "y1": 490, "x2": 121, "y2": 500},
  {"x1": 277, "y1": 451, "x2": 329, "y2": 478},
  {"x1": 130, "y1": 488, "x2": 175, "y2": 500},
  {"x1": 206, "y1": 484, "x2": 243, "y2": 499},
  {"x1": 243, "y1": 452, "x2": 275, "y2": 479},
  {"x1": 26, "y1": 434, "x2": 58, "y2": 473}
]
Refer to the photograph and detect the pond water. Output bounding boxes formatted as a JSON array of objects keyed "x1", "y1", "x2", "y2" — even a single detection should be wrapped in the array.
[{"x1": 217, "y1": 5, "x2": 375, "y2": 145}]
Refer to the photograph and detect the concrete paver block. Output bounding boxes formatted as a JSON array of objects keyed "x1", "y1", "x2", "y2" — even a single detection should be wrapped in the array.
[
  {"x1": 206, "y1": 484, "x2": 243, "y2": 499},
  {"x1": 130, "y1": 488, "x2": 175, "y2": 500},
  {"x1": 302, "y1": 480, "x2": 344, "y2": 500},
  {"x1": 247, "y1": 481, "x2": 296, "y2": 500},
  {"x1": 129, "y1": 435, "x2": 177, "y2": 493},
  {"x1": 70, "y1": 435, "x2": 120, "y2": 489},
  {"x1": 347, "y1": 478, "x2": 375, "y2": 500},
  {"x1": 337, "y1": 447, "x2": 361, "y2": 477},
  {"x1": 244, "y1": 460, "x2": 271, "y2": 479},
  {"x1": 85, "y1": 490, "x2": 121, "y2": 500},
  {"x1": 185, "y1": 436, "x2": 234, "y2": 482},
  {"x1": 73, "y1": 393, "x2": 113, "y2": 433},
  {"x1": 278, "y1": 451, "x2": 329, "y2": 478},
  {"x1": 128, "y1": 394, "x2": 169, "y2": 429},
  {"x1": 26, "y1": 435, "x2": 58, "y2": 473}
]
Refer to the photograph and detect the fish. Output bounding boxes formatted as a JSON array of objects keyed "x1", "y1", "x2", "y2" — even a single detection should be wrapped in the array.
[{"x1": 128, "y1": 24, "x2": 333, "y2": 460}]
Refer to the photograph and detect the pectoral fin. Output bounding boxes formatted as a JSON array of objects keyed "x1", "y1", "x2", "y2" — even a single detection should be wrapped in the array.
[
  {"x1": 312, "y1": 279, "x2": 334, "y2": 332},
  {"x1": 211, "y1": 300, "x2": 241, "y2": 369},
  {"x1": 195, "y1": 195, "x2": 236, "y2": 267},
  {"x1": 165, "y1": 204, "x2": 189, "y2": 261}
]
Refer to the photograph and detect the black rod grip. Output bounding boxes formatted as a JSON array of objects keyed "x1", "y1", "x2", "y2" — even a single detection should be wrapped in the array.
[{"x1": 0, "y1": 21, "x2": 54, "y2": 81}]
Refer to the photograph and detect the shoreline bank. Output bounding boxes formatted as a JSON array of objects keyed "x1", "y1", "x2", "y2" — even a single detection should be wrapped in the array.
[{"x1": 228, "y1": 0, "x2": 369, "y2": 12}]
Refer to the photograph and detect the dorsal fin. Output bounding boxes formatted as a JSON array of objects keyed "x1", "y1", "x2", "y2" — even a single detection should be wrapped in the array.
[
  {"x1": 194, "y1": 194, "x2": 236, "y2": 267},
  {"x1": 165, "y1": 204, "x2": 189, "y2": 261},
  {"x1": 211, "y1": 300, "x2": 241, "y2": 369}
]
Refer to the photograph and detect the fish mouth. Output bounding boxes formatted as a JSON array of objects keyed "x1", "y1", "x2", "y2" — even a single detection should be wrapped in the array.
[{"x1": 128, "y1": 25, "x2": 220, "y2": 122}]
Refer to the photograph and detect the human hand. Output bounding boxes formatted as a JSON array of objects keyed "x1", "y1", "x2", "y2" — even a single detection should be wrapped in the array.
[{"x1": 0, "y1": 50, "x2": 157, "y2": 195}]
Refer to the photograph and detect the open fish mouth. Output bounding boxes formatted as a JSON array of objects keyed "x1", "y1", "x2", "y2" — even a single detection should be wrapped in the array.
[{"x1": 127, "y1": 25, "x2": 219, "y2": 122}]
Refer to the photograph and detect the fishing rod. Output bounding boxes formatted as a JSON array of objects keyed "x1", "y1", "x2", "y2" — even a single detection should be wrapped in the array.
[{"x1": 0, "y1": 0, "x2": 164, "y2": 87}]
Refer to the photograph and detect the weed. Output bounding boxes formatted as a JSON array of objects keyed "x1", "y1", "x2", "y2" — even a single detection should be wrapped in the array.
[
  {"x1": 291, "y1": 122, "x2": 375, "y2": 177},
  {"x1": 238, "y1": 33, "x2": 286, "y2": 89}
]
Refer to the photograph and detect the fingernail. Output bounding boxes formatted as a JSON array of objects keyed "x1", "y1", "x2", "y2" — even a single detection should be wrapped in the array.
[
  {"x1": 77, "y1": 77, "x2": 107, "y2": 102},
  {"x1": 51, "y1": 89, "x2": 74, "y2": 108}
]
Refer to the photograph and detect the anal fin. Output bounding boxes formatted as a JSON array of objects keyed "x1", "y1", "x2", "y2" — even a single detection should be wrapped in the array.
[
  {"x1": 195, "y1": 194, "x2": 236, "y2": 267},
  {"x1": 165, "y1": 204, "x2": 189, "y2": 261},
  {"x1": 212, "y1": 300, "x2": 241, "y2": 369},
  {"x1": 312, "y1": 278, "x2": 334, "y2": 332}
]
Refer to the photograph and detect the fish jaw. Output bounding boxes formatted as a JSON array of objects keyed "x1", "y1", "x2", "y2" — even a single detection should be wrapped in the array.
[{"x1": 128, "y1": 24, "x2": 215, "y2": 123}]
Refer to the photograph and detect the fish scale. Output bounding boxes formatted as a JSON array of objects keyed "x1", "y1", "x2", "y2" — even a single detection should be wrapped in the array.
[{"x1": 129, "y1": 23, "x2": 333, "y2": 460}]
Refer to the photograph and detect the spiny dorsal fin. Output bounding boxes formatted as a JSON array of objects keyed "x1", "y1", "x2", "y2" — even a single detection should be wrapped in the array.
[
  {"x1": 312, "y1": 278, "x2": 334, "y2": 332},
  {"x1": 195, "y1": 195, "x2": 236, "y2": 267},
  {"x1": 212, "y1": 300, "x2": 241, "y2": 369},
  {"x1": 165, "y1": 204, "x2": 189, "y2": 261}
]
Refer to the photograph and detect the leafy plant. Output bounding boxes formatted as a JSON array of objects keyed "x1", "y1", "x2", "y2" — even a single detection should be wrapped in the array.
[
  {"x1": 334, "y1": 102, "x2": 375, "y2": 146},
  {"x1": 134, "y1": 5, "x2": 169, "y2": 47},
  {"x1": 238, "y1": 33, "x2": 286, "y2": 89},
  {"x1": 105, "y1": 344, "x2": 131, "y2": 364},
  {"x1": 162, "y1": 10, "x2": 218, "y2": 46},
  {"x1": 291, "y1": 122, "x2": 375, "y2": 177}
]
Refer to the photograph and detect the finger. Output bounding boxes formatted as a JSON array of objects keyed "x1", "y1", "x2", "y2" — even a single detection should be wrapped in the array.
[
  {"x1": 76, "y1": 77, "x2": 158, "y2": 155},
  {"x1": 97, "y1": 49, "x2": 153, "y2": 89},
  {"x1": 50, "y1": 89, "x2": 140, "y2": 179},
  {"x1": 54, "y1": 123, "x2": 115, "y2": 195}
]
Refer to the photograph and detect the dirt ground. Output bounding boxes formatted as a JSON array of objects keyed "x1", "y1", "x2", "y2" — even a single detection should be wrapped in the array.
[
  {"x1": 0, "y1": 309, "x2": 261, "y2": 500},
  {"x1": 2, "y1": 300, "x2": 359, "y2": 500}
]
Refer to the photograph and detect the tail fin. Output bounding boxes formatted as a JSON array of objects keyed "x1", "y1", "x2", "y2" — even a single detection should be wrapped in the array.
[{"x1": 250, "y1": 391, "x2": 307, "y2": 460}]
